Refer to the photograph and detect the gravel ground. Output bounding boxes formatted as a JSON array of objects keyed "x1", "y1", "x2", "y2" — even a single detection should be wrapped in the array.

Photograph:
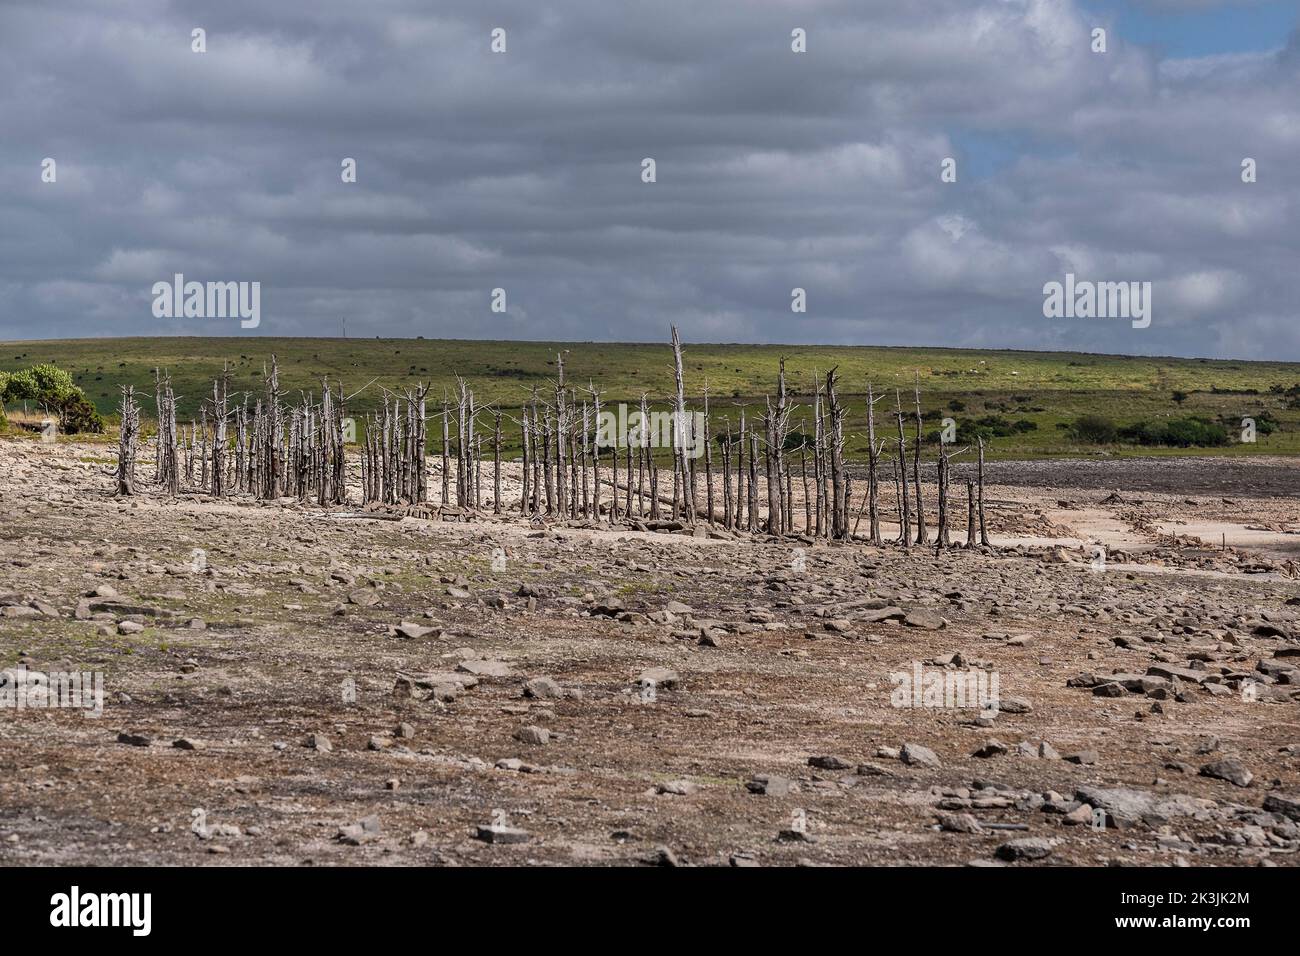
[{"x1": 1, "y1": 439, "x2": 1298, "y2": 867}]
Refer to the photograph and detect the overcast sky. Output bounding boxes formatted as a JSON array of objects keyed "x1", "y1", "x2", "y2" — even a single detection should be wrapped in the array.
[{"x1": 1, "y1": 0, "x2": 1298, "y2": 359}]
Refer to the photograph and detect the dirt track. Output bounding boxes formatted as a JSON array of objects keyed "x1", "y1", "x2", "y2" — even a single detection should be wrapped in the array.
[{"x1": 1, "y1": 440, "x2": 1299, "y2": 867}]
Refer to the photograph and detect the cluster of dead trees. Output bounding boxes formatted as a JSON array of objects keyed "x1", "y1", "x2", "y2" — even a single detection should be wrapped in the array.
[
  {"x1": 112, "y1": 329, "x2": 994, "y2": 551},
  {"x1": 124, "y1": 358, "x2": 350, "y2": 504}
]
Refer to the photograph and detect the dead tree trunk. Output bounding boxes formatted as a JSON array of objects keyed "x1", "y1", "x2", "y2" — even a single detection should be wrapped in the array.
[
  {"x1": 965, "y1": 478, "x2": 978, "y2": 548},
  {"x1": 702, "y1": 388, "x2": 713, "y2": 525},
  {"x1": 554, "y1": 355, "x2": 567, "y2": 519},
  {"x1": 211, "y1": 368, "x2": 229, "y2": 497},
  {"x1": 493, "y1": 409, "x2": 503, "y2": 514},
  {"x1": 826, "y1": 368, "x2": 847, "y2": 539},
  {"x1": 116, "y1": 385, "x2": 140, "y2": 496},
  {"x1": 735, "y1": 408, "x2": 747, "y2": 530},
  {"x1": 913, "y1": 372, "x2": 928, "y2": 545},
  {"x1": 866, "y1": 383, "x2": 883, "y2": 546},
  {"x1": 151, "y1": 369, "x2": 163, "y2": 483},
  {"x1": 977, "y1": 436, "x2": 990, "y2": 547},
  {"x1": 440, "y1": 398, "x2": 451, "y2": 505},
  {"x1": 895, "y1": 391, "x2": 910, "y2": 551},
  {"x1": 936, "y1": 446, "x2": 950, "y2": 549},
  {"x1": 800, "y1": 442, "x2": 811, "y2": 534},
  {"x1": 520, "y1": 410, "x2": 531, "y2": 515},
  {"x1": 542, "y1": 408, "x2": 555, "y2": 515},
  {"x1": 670, "y1": 326, "x2": 694, "y2": 522},
  {"x1": 721, "y1": 420, "x2": 734, "y2": 529}
]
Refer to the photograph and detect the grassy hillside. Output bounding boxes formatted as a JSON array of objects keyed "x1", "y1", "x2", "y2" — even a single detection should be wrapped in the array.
[{"x1": 4, "y1": 336, "x2": 1300, "y2": 460}]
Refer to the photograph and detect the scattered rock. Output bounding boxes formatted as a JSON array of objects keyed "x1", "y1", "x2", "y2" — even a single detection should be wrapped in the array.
[
  {"x1": 937, "y1": 812, "x2": 983, "y2": 834},
  {"x1": 514, "y1": 725, "x2": 551, "y2": 746},
  {"x1": 903, "y1": 610, "x2": 946, "y2": 630},
  {"x1": 808, "y1": 755, "x2": 852, "y2": 771},
  {"x1": 1199, "y1": 758, "x2": 1253, "y2": 788},
  {"x1": 523, "y1": 677, "x2": 563, "y2": 699},
  {"x1": 995, "y1": 838, "x2": 1054, "y2": 862},
  {"x1": 900, "y1": 743, "x2": 941, "y2": 769},
  {"x1": 637, "y1": 667, "x2": 679, "y2": 690},
  {"x1": 337, "y1": 815, "x2": 381, "y2": 846},
  {"x1": 746, "y1": 775, "x2": 794, "y2": 797}
]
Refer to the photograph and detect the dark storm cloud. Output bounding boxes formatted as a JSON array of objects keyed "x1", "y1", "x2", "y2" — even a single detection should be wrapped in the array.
[{"x1": 0, "y1": 0, "x2": 1297, "y2": 358}]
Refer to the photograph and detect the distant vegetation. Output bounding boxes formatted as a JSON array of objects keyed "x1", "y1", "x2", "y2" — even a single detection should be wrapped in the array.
[
  {"x1": 1066, "y1": 413, "x2": 1234, "y2": 448},
  {"x1": 3, "y1": 337, "x2": 1300, "y2": 459}
]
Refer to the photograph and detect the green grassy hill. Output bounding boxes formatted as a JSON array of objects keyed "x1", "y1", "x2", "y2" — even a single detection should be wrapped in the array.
[{"x1": 3, "y1": 336, "x2": 1299, "y2": 460}]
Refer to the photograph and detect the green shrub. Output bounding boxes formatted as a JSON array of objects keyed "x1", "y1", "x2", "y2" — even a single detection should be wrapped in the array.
[
  {"x1": 923, "y1": 414, "x2": 1038, "y2": 445},
  {"x1": 2, "y1": 363, "x2": 76, "y2": 407},
  {"x1": 0, "y1": 362, "x2": 104, "y2": 434},
  {"x1": 1117, "y1": 417, "x2": 1229, "y2": 448},
  {"x1": 1219, "y1": 412, "x2": 1278, "y2": 436},
  {"x1": 59, "y1": 393, "x2": 105, "y2": 434},
  {"x1": 1069, "y1": 414, "x2": 1118, "y2": 444},
  {"x1": 3, "y1": 367, "x2": 37, "y2": 402}
]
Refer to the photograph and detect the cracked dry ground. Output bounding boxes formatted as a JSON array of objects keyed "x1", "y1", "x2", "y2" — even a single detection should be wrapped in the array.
[{"x1": 1, "y1": 440, "x2": 1299, "y2": 867}]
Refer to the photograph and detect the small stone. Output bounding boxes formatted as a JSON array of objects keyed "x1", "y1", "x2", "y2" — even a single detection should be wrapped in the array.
[
  {"x1": 1199, "y1": 758, "x2": 1253, "y2": 788},
  {"x1": 457, "y1": 659, "x2": 513, "y2": 678},
  {"x1": 903, "y1": 610, "x2": 946, "y2": 630},
  {"x1": 523, "y1": 677, "x2": 563, "y2": 699},
  {"x1": 995, "y1": 837, "x2": 1054, "y2": 862},
  {"x1": 746, "y1": 775, "x2": 794, "y2": 797},
  {"x1": 514, "y1": 725, "x2": 550, "y2": 745},
  {"x1": 900, "y1": 742, "x2": 942, "y2": 769},
  {"x1": 1262, "y1": 793, "x2": 1300, "y2": 821},
  {"x1": 1063, "y1": 804, "x2": 1095, "y2": 826},
  {"x1": 116, "y1": 732, "x2": 151, "y2": 747},
  {"x1": 808, "y1": 755, "x2": 852, "y2": 770},
  {"x1": 648, "y1": 845, "x2": 679, "y2": 866},
  {"x1": 337, "y1": 815, "x2": 381, "y2": 845},
  {"x1": 657, "y1": 780, "x2": 698, "y2": 796},
  {"x1": 306, "y1": 733, "x2": 332, "y2": 752},
  {"x1": 395, "y1": 621, "x2": 435, "y2": 639},
  {"x1": 172, "y1": 738, "x2": 203, "y2": 751},
  {"x1": 638, "y1": 667, "x2": 679, "y2": 689},
  {"x1": 937, "y1": 812, "x2": 983, "y2": 834},
  {"x1": 1065, "y1": 750, "x2": 1098, "y2": 765}
]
